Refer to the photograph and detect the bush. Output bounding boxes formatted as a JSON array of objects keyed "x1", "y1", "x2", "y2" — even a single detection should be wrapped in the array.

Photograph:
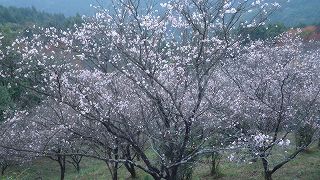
[
  {"x1": 177, "y1": 164, "x2": 194, "y2": 180},
  {"x1": 295, "y1": 124, "x2": 316, "y2": 148}
]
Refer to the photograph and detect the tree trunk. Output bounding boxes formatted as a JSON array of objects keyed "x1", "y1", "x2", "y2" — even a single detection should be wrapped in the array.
[
  {"x1": 106, "y1": 158, "x2": 119, "y2": 180},
  {"x1": 261, "y1": 158, "x2": 273, "y2": 180},
  {"x1": 76, "y1": 163, "x2": 80, "y2": 173},
  {"x1": 60, "y1": 165, "x2": 65, "y2": 180},
  {"x1": 123, "y1": 145, "x2": 137, "y2": 178},
  {"x1": 210, "y1": 153, "x2": 220, "y2": 176},
  {"x1": 58, "y1": 155, "x2": 66, "y2": 180},
  {"x1": 211, "y1": 159, "x2": 217, "y2": 175},
  {"x1": 124, "y1": 163, "x2": 137, "y2": 178},
  {"x1": 71, "y1": 155, "x2": 82, "y2": 173},
  {"x1": 167, "y1": 166, "x2": 178, "y2": 180},
  {"x1": 264, "y1": 171, "x2": 273, "y2": 180},
  {"x1": 112, "y1": 144, "x2": 119, "y2": 180},
  {"x1": 112, "y1": 163, "x2": 118, "y2": 180},
  {"x1": 1, "y1": 164, "x2": 8, "y2": 175}
]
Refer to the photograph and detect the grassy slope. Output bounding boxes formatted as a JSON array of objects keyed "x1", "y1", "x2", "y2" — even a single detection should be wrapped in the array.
[
  {"x1": 195, "y1": 148, "x2": 320, "y2": 180},
  {"x1": 2, "y1": 147, "x2": 320, "y2": 180}
]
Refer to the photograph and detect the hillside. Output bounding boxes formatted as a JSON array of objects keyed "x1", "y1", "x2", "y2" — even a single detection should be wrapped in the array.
[
  {"x1": 271, "y1": 0, "x2": 320, "y2": 26},
  {"x1": 0, "y1": 0, "x2": 319, "y2": 26},
  {"x1": 0, "y1": 5, "x2": 83, "y2": 29}
]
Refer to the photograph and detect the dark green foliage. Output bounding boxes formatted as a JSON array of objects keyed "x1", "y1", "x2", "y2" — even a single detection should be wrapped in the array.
[
  {"x1": 239, "y1": 23, "x2": 287, "y2": 41},
  {"x1": 0, "y1": 86, "x2": 11, "y2": 120},
  {"x1": 0, "y1": 5, "x2": 82, "y2": 28},
  {"x1": 0, "y1": 5, "x2": 80, "y2": 121},
  {"x1": 176, "y1": 164, "x2": 194, "y2": 180},
  {"x1": 0, "y1": 6, "x2": 61, "y2": 26},
  {"x1": 295, "y1": 124, "x2": 316, "y2": 149},
  {"x1": 0, "y1": 86, "x2": 11, "y2": 109},
  {"x1": 210, "y1": 152, "x2": 221, "y2": 176}
]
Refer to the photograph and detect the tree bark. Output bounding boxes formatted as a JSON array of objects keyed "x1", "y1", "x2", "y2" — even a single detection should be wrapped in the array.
[
  {"x1": 112, "y1": 165, "x2": 118, "y2": 180},
  {"x1": 58, "y1": 155, "x2": 66, "y2": 180},
  {"x1": 124, "y1": 163, "x2": 137, "y2": 178},
  {"x1": 261, "y1": 157, "x2": 273, "y2": 180},
  {"x1": 76, "y1": 163, "x2": 80, "y2": 173},
  {"x1": 1, "y1": 164, "x2": 8, "y2": 175},
  {"x1": 112, "y1": 143, "x2": 119, "y2": 180},
  {"x1": 264, "y1": 171, "x2": 273, "y2": 180},
  {"x1": 70, "y1": 155, "x2": 82, "y2": 173},
  {"x1": 123, "y1": 145, "x2": 137, "y2": 178},
  {"x1": 210, "y1": 153, "x2": 219, "y2": 176},
  {"x1": 167, "y1": 166, "x2": 178, "y2": 180}
]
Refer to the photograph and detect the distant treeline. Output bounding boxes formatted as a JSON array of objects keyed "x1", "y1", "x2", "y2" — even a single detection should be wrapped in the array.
[
  {"x1": 239, "y1": 23, "x2": 288, "y2": 41},
  {"x1": 0, "y1": 5, "x2": 82, "y2": 28}
]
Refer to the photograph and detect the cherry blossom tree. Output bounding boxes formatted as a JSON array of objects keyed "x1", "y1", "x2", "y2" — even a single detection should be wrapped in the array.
[
  {"x1": 0, "y1": 110, "x2": 41, "y2": 176},
  {"x1": 223, "y1": 32, "x2": 320, "y2": 180},
  {"x1": 6, "y1": 0, "x2": 284, "y2": 179},
  {"x1": 0, "y1": 101, "x2": 88, "y2": 180},
  {"x1": 0, "y1": 146, "x2": 24, "y2": 175}
]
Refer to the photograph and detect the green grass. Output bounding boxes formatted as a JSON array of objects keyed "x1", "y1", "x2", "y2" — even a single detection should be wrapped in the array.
[
  {"x1": 2, "y1": 148, "x2": 320, "y2": 180},
  {"x1": 193, "y1": 148, "x2": 320, "y2": 180},
  {"x1": 2, "y1": 157, "x2": 149, "y2": 180}
]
